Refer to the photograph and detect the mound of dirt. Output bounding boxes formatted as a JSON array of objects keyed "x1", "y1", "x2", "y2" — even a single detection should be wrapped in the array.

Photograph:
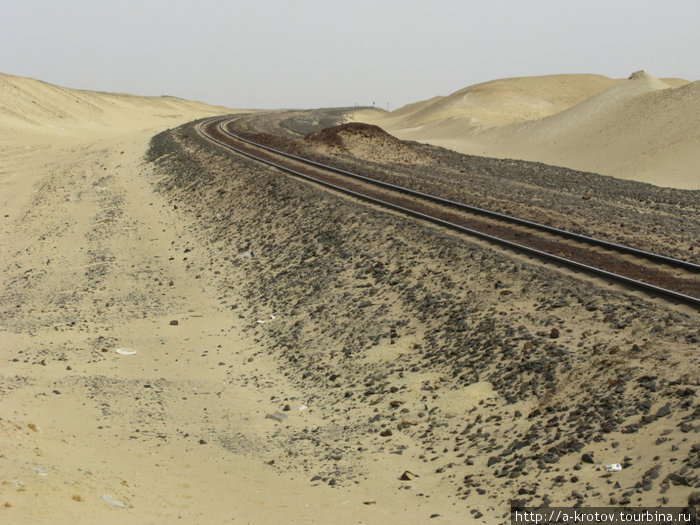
[{"x1": 305, "y1": 122, "x2": 432, "y2": 165}]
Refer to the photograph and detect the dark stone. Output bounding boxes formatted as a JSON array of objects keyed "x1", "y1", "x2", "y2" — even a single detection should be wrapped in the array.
[
  {"x1": 683, "y1": 422, "x2": 698, "y2": 433},
  {"x1": 689, "y1": 491, "x2": 700, "y2": 505},
  {"x1": 542, "y1": 454, "x2": 559, "y2": 464},
  {"x1": 601, "y1": 421, "x2": 614, "y2": 433},
  {"x1": 169, "y1": 320, "x2": 179, "y2": 326},
  {"x1": 655, "y1": 403, "x2": 672, "y2": 418},
  {"x1": 665, "y1": 473, "x2": 691, "y2": 486},
  {"x1": 581, "y1": 452, "x2": 595, "y2": 464}
]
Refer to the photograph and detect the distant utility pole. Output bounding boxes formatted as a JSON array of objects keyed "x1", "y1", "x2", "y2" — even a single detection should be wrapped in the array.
[{"x1": 387, "y1": 102, "x2": 390, "y2": 111}]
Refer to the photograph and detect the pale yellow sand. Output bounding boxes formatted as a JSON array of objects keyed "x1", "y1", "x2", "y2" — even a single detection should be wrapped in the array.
[
  {"x1": 0, "y1": 74, "x2": 476, "y2": 524},
  {"x1": 357, "y1": 72, "x2": 699, "y2": 190}
]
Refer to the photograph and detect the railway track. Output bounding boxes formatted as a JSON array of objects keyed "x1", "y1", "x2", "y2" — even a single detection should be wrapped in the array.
[{"x1": 197, "y1": 116, "x2": 700, "y2": 308}]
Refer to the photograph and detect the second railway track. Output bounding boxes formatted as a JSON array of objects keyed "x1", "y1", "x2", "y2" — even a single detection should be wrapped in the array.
[{"x1": 198, "y1": 116, "x2": 700, "y2": 308}]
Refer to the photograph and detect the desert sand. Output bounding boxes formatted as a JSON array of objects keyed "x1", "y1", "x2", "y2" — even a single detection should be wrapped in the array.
[
  {"x1": 0, "y1": 74, "x2": 481, "y2": 523},
  {"x1": 2, "y1": 73, "x2": 699, "y2": 525},
  {"x1": 356, "y1": 72, "x2": 699, "y2": 190}
]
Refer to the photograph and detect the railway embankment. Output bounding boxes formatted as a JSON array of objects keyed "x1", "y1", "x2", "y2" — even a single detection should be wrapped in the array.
[{"x1": 145, "y1": 117, "x2": 700, "y2": 516}]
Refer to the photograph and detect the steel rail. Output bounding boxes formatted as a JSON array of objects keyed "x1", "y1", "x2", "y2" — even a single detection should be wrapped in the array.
[
  {"x1": 197, "y1": 117, "x2": 700, "y2": 308},
  {"x1": 215, "y1": 117, "x2": 699, "y2": 273}
]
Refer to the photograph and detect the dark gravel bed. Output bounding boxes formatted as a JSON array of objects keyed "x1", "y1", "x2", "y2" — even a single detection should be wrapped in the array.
[{"x1": 228, "y1": 111, "x2": 700, "y2": 265}]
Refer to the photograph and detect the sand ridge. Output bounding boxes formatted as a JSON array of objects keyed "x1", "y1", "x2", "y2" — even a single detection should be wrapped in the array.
[
  {"x1": 381, "y1": 74, "x2": 622, "y2": 130},
  {"x1": 0, "y1": 72, "x2": 232, "y2": 137},
  {"x1": 358, "y1": 71, "x2": 699, "y2": 189}
]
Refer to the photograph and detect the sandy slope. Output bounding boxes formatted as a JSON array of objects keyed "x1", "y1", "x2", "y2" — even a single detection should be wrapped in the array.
[
  {"x1": 380, "y1": 74, "x2": 622, "y2": 131},
  {"x1": 0, "y1": 75, "x2": 471, "y2": 524},
  {"x1": 0, "y1": 72, "x2": 232, "y2": 136},
  {"x1": 1, "y1": 131, "x2": 449, "y2": 524},
  {"x1": 359, "y1": 72, "x2": 699, "y2": 190},
  {"x1": 0, "y1": 75, "x2": 328, "y2": 524}
]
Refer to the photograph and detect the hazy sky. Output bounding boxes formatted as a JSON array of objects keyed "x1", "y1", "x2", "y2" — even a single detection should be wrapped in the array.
[{"x1": 2, "y1": 0, "x2": 699, "y2": 110}]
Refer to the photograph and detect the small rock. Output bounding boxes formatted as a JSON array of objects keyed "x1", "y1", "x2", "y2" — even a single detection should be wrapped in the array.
[
  {"x1": 680, "y1": 422, "x2": 694, "y2": 433},
  {"x1": 689, "y1": 491, "x2": 700, "y2": 505},
  {"x1": 380, "y1": 429, "x2": 393, "y2": 437},
  {"x1": 265, "y1": 412, "x2": 287, "y2": 423},
  {"x1": 542, "y1": 453, "x2": 559, "y2": 464},
  {"x1": 601, "y1": 421, "x2": 614, "y2": 433},
  {"x1": 582, "y1": 452, "x2": 595, "y2": 464},
  {"x1": 655, "y1": 403, "x2": 672, "y2": 418},
  {"x1": 549, "y1": 328, "x2": 560, "y2": 339},
  {"x1": 169, "y1": 320, "x2": 179, "y2": 326},
  {"x1": 400, "y1": 471, "x2": 414, "y2": 481}
]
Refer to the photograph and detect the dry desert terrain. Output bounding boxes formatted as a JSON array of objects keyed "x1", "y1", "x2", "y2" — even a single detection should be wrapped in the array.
[{"x1": 1, "y1": 72, "x2": 699, "y2": 524}]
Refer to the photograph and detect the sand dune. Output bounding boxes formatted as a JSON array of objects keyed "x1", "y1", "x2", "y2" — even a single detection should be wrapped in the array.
[
  {"x1": 472, "y1": 72, "x2": 700, "y2": 188},
  {"x1": 360, "y1": 72, "x2": 699, "y2": 189},
  {"x1": 0, "y1": 72, "x2": 233, "y2": 137},
  {"x1": 382, "y1": 74, "x2": 622, "y2": 131}
]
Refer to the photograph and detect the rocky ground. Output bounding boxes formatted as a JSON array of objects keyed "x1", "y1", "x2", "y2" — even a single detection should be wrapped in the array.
[
  {"x1": 144, "y1": 112, "x2": 700, "y2": 520},
  {"x1": 229, "y1": 112, "x2": 700, "y2": 264}
]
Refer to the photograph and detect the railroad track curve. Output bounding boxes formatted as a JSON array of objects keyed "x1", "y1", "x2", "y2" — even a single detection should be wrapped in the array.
[{"x1": 197, "y1": 116, "x2": 700, "y2": 308}]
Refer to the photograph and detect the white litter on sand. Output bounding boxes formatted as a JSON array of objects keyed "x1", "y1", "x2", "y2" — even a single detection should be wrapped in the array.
[
  {"x1": 115, "y1": 348, "x2": 137, "y2": 355},
  {"x1": 102, "y1": 494, "x2": 127, "y2": 508}
]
